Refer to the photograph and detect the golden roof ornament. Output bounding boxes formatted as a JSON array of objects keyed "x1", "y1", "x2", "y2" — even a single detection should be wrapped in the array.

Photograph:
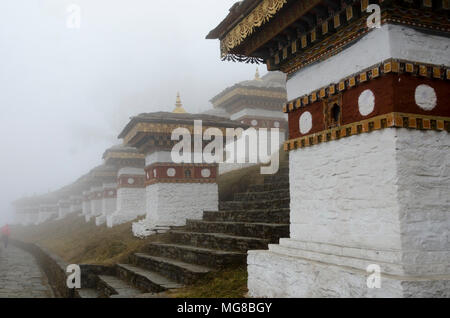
[
  {"x1": 254, "y1": 68, "x2": 262, "y2": 80},
  {"x1": 173, "y1": 92, "x2": 187, "y2": 113}
]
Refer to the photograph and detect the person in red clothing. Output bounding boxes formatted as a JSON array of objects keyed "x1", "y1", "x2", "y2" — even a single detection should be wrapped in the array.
[{"x1": 1, "y1": 224, "x2": 10, "y2": 248}]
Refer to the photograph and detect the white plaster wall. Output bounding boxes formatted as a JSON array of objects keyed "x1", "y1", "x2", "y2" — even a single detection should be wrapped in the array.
[
  {"x1": 101, "y1": 183, "x2": 117, "y2": 218},
  {"x1": 388, "y1": 25, "x2": 450, "y2": 66},
  {"x1": 230, "y1": 108, "x2": 288, "y2": 121},
  {"x1": 102, "y1": 197, "x2": 117, "y2": 216},
  {"x1": 82, "y1": 200, "x2": 91, "y2": 215},
  {"x1": 287, "y1": 24, "x2": 450, "y2": 99},
  {"x1": 145, "y1": 151, "x2": 173, "y2": 166},
  {"x1": 97, "y1": 196, "x2": 116, "y2": 225},
  {"x1": 118, "y1": 167, "x2": 145, "y2": 176},
  {"x1": 289, "y1": 129, "x2": 450, "y2": 275},
  {"x1": 89, "y1": 187, "x2": 103, "y2": 217},
  {"x1": 248, "y1": 129, "x2": 450, "y2": 297},
  {"x1": 289, "y1": 129, "x2": 402, "y2": 251},
  {"x1": 69, "y1": 196, "x2": 82, "y2": 214},
  {"x1": 90, "y1": 199, "x2": 103, "y2": 217},
  {"x1": 107, "y1": 187, "x2": 146, "y2": 227},
  {"x1": 106, "y1": 167, "x2": 146, "y2": 227},
  {"x1": 145, "y1": 183, "x2": 218, "y2": 228},
  {"x1": 248, "y1": 249, "x2": 450, "y2": 298},
  {"x1": 395, "y1": 130, "x2": 450, "y2": 275}
]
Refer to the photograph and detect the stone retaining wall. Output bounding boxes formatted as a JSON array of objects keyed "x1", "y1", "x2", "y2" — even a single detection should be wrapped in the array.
[
  {"x1": 11, "y1": 240, "x2": 73, "y2": 298},
  {"x1": 11, "y1": 240, "x2": 114, "y2": 298}
]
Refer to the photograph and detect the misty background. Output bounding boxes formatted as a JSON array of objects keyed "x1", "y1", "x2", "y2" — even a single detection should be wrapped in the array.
[{"x1": 0, "y1": 0, "x2": 267, "y2": 225}]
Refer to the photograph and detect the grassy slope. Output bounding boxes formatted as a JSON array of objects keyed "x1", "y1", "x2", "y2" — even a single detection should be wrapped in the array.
[
  {"x1": 12, "y1": 149, "x2": 288, "y2": 297},
  {"x1": 167, "y1": 266, "x2": 248, "y2": 298},
  {"x1": 11, "y1": 215, "x2": 162, "y2": 266}
]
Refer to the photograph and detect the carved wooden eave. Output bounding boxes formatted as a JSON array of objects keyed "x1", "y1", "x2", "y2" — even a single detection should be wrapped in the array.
[
  {"x1": 85, "y1": 165, "x2": 118, "y2": 188},
  {"x1": 207, "y1": 0, "x2": 290, "y2": 57},
  {"x1": 208, "y1": 0, "x2": 450, "y2": 71},
  {"x1": 102, "y1": 145, "x2": 145, "y2": 168},
  {"x1": 210, "y1": 87, "x2": 287, "y2": 110},
  {"x1": 118, "y1": 112, "x2": 250, "y2": 153}
]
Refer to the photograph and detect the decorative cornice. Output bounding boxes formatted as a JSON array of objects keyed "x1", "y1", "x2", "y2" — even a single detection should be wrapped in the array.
[
  {"x1": 145, "y1": 178, "x2": 217, "y2": 186},
  {"x1": 284, "y1": 112, "x2": 450, "y2": 151},
  {"x1": 283, "y1": 59, "x2": 450, "y2": 114},
  {"x1": 243, "y1": 0, "x2": 324, "y2": 57},
  {"x1": 220, "y1": 0, "x2": 288, "y2": 57},
  {"x1": 144, "y1": 163, "x2": 217, "y2": 186},
  {"x1": 213, "y1": 87, "x2": 287, "y2": 108},
  {"x1": 279, "y1": 12, "x2": 374, "y2": 75},
  {"x1": 221, "y1": 54, "x2": 265, "y2": 64},
  {"x1": 103, "y1": 151, "x2": 145, "y2": 161},
  {"x1": 103, "y1": 188, "x2": 117, "y2": 198},
  {"x1": 216, "y1": 0, "x2": 450, "y2": 72},
  {"x1": 123, "y1": 122, "x2": 242, "y2": 147},
  {"x1": 274, "y1": 4, "x2": 450, "y2": 73},
  {"x1": 117, "y1": 175, "x2": 146, "y2": 189},
  {"x1": 280, "y1": 15, "x2": 449, "y2": 74}
]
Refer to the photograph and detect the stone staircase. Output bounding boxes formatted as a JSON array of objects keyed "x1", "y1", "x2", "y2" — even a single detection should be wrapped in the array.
[{"x1": 78, "y1": 164, "x2": 290, "y2": 298}]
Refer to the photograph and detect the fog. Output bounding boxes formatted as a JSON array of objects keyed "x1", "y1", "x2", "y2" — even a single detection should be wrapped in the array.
[{"x1": 0, "y1": 0, "x2": 267, "y2": 225}]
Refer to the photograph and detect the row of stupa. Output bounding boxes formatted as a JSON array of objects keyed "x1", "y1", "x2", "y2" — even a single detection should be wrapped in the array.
[{"x1": 12, "y1": 70, "x2": 287, "y2": 235}]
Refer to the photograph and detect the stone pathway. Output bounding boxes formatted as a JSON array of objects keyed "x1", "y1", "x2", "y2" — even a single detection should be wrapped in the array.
[{"x1": 0, "y1": 245, "x2": 53, "y2": 298}]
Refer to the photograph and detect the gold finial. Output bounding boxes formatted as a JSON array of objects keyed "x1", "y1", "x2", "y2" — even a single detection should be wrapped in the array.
[
  {"x1": 173, "y1": 92, "x2": 187, "y2": 113},
  {"x1": 254, "y1": 68, "x2": 261, "y2": 80}
]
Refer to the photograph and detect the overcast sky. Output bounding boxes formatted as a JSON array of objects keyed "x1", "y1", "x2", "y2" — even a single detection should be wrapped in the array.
[{"x1": 0, "y1": 0, "x2": 267, "y2": 225}]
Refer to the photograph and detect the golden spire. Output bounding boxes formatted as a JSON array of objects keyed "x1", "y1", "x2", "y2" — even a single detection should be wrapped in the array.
[
  {"x1": 254, "y1": 67, "x2": 261, "y2": 80},
  {"x1": 173, "y1": 92, "x2": 187, "y2": 113}
]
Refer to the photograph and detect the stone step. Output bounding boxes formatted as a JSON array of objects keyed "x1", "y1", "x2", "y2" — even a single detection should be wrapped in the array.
[
  {"x1": 116, "y1": 263, "x2": 183, "y2": 293},
  {"x1": 144, "y1": 242, "x2": 246, "y2": 268},
  {"x1": 264, "y1": 163, "x2": 289, "y2": 176},
  {"x1": 277, "y1": 167, "x2": 289, "y2": 173},
  {"x1": 203, "y1": 208, "x2": 290, "y2": 223},
  {"x1": 248, "y1": 182, "x2": 290, "y2": 192},
  {"x1": 96, "y1": 274, "x2": 143, "y2": 298},
  {"x1": 169, "y1": 231, "x2": 270, "y2": 252},
  {"x1": 75, "y1": 288, "x2": 101, "y2": 298},
  {"x1": 263, "y1": 175, "x2": 289, "y2": 184},
  {"x1": 233, "y1": 189, "x2": 290, "y2": 202},
  {"x1": 130, "y1": 253, "x2": 212, "y2": 285},
  {"x1": 186, "y1": 220, "x2": 289, "y2": 242},
  {"x1": 219, "y1": 198, "x2": 290, "y2": 210}
]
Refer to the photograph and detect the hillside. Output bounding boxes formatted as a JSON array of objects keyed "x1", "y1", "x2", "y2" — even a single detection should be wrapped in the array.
[
  {"x1": 11, "y1": 214, "x2": 162, "y2": 266},
  {"x1": 11, "y1": 161, "x2": 274, "y2": 264},
  {"x1": 11, "y1": 152, "x2": 287, "y2": 297}
]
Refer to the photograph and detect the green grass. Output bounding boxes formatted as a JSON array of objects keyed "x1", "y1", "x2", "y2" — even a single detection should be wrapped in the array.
[{"x1": 167, "y1": 266, "x2": 248, "y2": 298}]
